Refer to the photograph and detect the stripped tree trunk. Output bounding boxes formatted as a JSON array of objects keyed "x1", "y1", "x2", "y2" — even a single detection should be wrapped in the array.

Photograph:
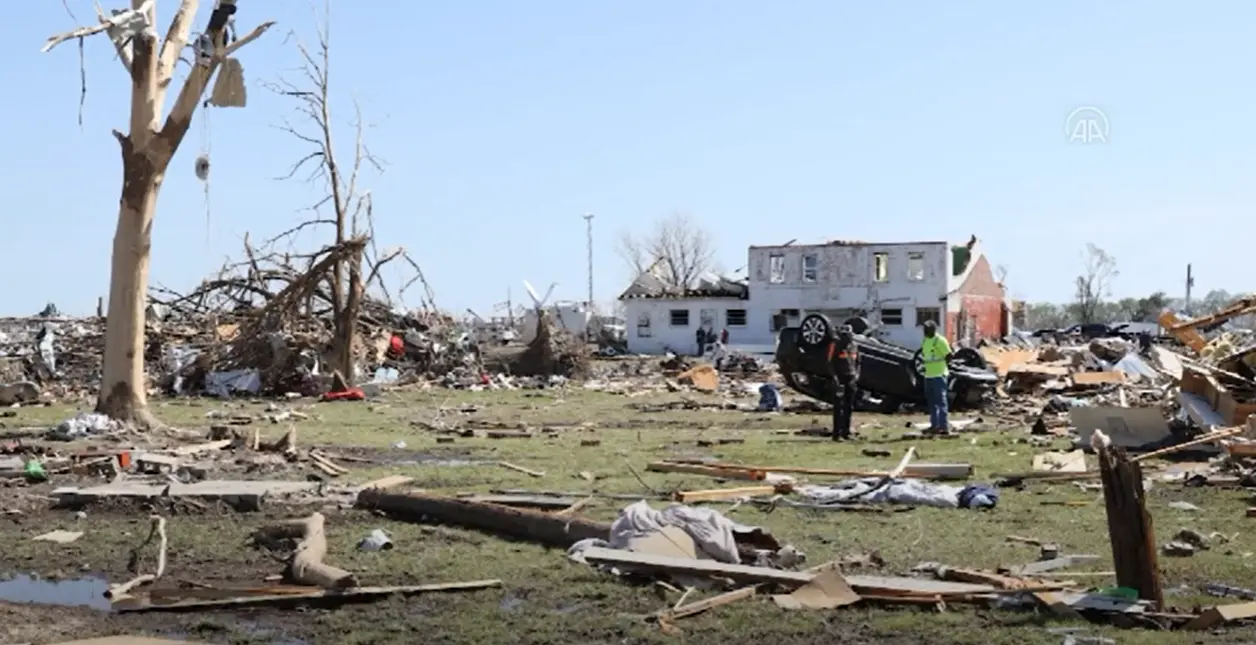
[
  {"x1": 99, "y1": 144, "x2": 164, "y2": 427},
  {"x1": 37, "y1": 1, "x2": 276, "y2": 428}
]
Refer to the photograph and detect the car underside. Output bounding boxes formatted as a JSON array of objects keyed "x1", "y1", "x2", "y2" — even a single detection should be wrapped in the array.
[{"x1": 775, "y1": 313, "x2": 998, "y2": 412}]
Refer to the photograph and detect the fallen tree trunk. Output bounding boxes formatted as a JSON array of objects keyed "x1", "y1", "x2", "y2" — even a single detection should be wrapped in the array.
[
  {"x1": 251, "y1": 512, "x2": 358, "y2": 589},
  {"x1": 356, "y1": 489, "x2": 610, "y2": 548}
]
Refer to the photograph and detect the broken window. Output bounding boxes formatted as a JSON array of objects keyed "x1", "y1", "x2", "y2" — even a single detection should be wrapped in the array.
[
  {"x1": 881, "y1": 308, "x2": 904, "y2": 326},
  {"x1": 907, "y1": 252, "x2": 925, "y2": 281},
  {"x1": 802, "y1": 254, "x2": 818, "y2": 283},
  {"x1": 669, "y1": 309, "x2": 690, "y2": 327},
  {"x1": 769, "y1": 254, "x2": 785, "y2": 283},
  {"x1": 873, "y1": 252, "x2": 889, "y2": 282},
  {"x1": 726, "y1": 309, "x2": 747, "y2": 327},
  {"x1": 636, "y1": 313, "x2": 652, "y2": 338},
  {"x1": 916, "y1": 307, "x2": 941, "y2": 327}
]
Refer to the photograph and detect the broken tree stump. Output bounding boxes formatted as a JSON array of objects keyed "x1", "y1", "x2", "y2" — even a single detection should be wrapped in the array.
[
  {"x1": 252, "y1": 512, "x2": 358, "y2": 589},
  {"x1": 1093, "y1": 430, "x2": 1163, "y2": 608},
  {"x1": 356, "y1": 489, "x2": 610, "y2": 548}
]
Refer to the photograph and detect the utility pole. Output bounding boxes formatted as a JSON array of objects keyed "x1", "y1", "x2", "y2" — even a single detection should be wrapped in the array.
[
  {"x1": 1185, "y1": 264, "x2": 1195, "y2": 315},
  {"x1": 584, "y1": 213, "x2": 595, "y2": 310},
  {"x1": 506, "y1": 287, "x2": 514, "y2": 327}
]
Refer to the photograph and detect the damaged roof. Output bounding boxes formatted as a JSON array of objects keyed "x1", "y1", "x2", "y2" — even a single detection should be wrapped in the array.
[{"x1": 618, "y1": 271, "x2": 748, "y2": 300}]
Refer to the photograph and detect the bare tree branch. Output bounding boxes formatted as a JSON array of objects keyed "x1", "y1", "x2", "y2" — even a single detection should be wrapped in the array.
[
  {"x1": 1074, "y1": 243, "x2": 1119, "y2": 324},
  {"x1": 617, "y1": 213, "x2": 715, "y2": 291}
]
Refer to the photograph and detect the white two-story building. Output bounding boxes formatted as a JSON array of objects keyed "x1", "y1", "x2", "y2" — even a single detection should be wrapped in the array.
[{"x1": 620, "y1": 236, "x2": 1008, "y2": 355}]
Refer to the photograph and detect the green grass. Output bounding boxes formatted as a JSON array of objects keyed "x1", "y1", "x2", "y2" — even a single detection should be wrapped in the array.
[{"x1": 3, "y1": 385, "x2": 1256, "y2": 645}]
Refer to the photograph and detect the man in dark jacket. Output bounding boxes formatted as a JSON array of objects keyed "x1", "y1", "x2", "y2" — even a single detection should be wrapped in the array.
[{"x1": 828, "y1": 325, "x2": 860, "y2": 441}]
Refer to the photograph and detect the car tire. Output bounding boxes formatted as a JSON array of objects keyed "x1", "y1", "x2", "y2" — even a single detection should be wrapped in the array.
[
  {"x1": 843, "y1": 316, "x2": 870, "y2": 335},
  {"x1": 798, "y1": 313, "x2": 834, "y2": 349},
  {"x1": 953, "y1": 347, "x2": 987, "y2": 370}
]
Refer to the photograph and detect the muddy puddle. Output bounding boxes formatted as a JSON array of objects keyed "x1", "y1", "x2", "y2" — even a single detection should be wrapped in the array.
[{"x1": 0, "y1": 574, "x2": 110, "y2": 610}]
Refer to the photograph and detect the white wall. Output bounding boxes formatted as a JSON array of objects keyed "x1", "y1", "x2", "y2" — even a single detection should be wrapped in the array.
[
  {"x1": 622, "y1": 297, "x2": 773, "y2": 355},
  {"x1": 745, "y1": 242, "x2": 952, "y2": 348}
]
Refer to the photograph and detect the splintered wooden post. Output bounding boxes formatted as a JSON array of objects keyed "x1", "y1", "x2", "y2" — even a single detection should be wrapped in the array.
[{"x1": 1094, "y1": 432, "x2": 1163, "y2": 608}]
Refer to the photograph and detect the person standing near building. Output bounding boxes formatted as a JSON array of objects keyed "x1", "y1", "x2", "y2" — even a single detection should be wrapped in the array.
[
  {"x1": 720, "y1": 328, "x2": 729, "y2": 345},
  {"x1": 920, "y1": 320, "x2": 951, "y2": 434},
  {"x1": 827, "y1": 325, "x2": 860, "y2": 441}
]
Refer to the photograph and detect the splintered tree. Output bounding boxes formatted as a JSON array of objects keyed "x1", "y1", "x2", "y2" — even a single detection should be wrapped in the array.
[
  {"x1": 42, "y1": 1, "x2": 274, "y2": 428},
  {"x1": 265, "y1": 5, "x2": 382, "y2": 386},
  {"x1": 1073, "y1": 243, "x2": 1119, "y2": 325},
  {"x1": 618, "y1": 213, "x2": 715, "y2": 291}
]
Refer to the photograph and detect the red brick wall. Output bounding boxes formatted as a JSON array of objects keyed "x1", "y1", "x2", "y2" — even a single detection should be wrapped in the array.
[{"x1": 949, "y1": 255, "x2": 1007, "y2": 345}]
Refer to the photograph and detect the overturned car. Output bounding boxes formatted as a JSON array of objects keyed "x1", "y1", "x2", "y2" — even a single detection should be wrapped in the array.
[{"x1": 775, "y1": 313, "x2": 997, "y2": 412}]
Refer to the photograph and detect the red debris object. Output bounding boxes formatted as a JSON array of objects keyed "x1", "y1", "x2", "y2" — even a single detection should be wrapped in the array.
[
  {"x1": 321, "y1": 388, "x2": 366, "y2": 402},
  {"x1": 388, "y1": 334, "x2": 404, "y2": 357}
]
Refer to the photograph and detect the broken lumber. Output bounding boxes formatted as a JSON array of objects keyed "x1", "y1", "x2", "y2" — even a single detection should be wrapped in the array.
[
  {"x1": 1093, "y1": 431, "x2": 1163, "y2": 608},
  {"x1": 646, "y1": 462, "x2": 766, "y2": 481},
  {"x1": 112, "y1": 580, "x2": 502, "y2": 613},
  {"x1": 251, "y1": 512, "x2": 358, "y2": 589},
  {"x1": 582, "y1": 547, "x2": 814, "y2": 586},
  {"x1": 678, "y1": 459, "x2": 971, "y2": 481},
  {"x1": 356, "y1": 489, "x2": 610, "y2": 548},
  {"x1": 361, "y1": 475, "x2": 414, "y2": 490},
  {"x1": 1131, "y1": 425, "x2": 1244, "y2": 463},
  {"x1": 499, "y1": 461, "x2": 545, "y2": 478},
  {"x1": 674, "y1": 485, "x2": 786, "y2": 503}
]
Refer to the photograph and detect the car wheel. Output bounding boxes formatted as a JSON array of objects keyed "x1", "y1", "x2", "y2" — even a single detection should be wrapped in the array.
[
  {"x1": 798, "y1": 313, "x2": 834, "y2": 348},
  {"x1": 843, "y1": 316, "x2": 870, "y2": 335},
  {"x1": 953, "y1": 347, "x2": 987, "y2": 370},
  {"x1": 912, "y1": 349, "x2": 925, "y2": 376}
]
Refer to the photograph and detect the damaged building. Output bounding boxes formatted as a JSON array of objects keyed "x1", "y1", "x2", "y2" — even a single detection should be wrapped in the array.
[{"x1": 620, "y1": 235, "x2": 1009, "y2": 355}]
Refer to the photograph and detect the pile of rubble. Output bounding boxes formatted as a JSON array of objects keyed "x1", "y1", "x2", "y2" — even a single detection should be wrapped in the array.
[{"x1": 0, "y1": 254, "x2": 591, "y2": 403}]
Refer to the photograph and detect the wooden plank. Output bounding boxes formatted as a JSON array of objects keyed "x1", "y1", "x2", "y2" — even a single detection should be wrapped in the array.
[
  {"x1": 580, "y1": 547, "x2": 814, "y2": 586},
  {"x1": 498, "y1": 461, "x2": 545, "y2": 478},
  {"x1": 581, "y1": 548, "x2": 1000, "y2": 596},
  {"x1": 170, "y1": 439, "x2": 234, "y2": 456},
  {"x1": 113, "y1": 580, "x2": 503, "y2": 613},
  {"x1": 678, "y1": 460, "x2": 972, "y2": 481},
  {"x1": 51, "y1": 637, "x2": 210, "y2": 645},
  {"x1": 361, "y1": 475, "x2": 414, "y2": 490},
  {"x1": 646, "y1": 462, "x2": 766, "y2": 481},
  {"x1": 674, "y1": 486, "x2": 780, "y2": 503}
]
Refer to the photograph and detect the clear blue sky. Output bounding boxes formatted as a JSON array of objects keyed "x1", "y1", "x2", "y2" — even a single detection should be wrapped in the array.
[{"x1": 5, "y1": 1, "x2": 1253, "y2": 317}]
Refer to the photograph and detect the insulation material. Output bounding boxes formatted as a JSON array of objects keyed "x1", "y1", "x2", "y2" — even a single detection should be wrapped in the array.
[
  {"x1": 209, "y1": 59, "x2": 248, "y2": 108},
  {"x1": 567, "y1": 500, "x2": 777, "y2": 564}
]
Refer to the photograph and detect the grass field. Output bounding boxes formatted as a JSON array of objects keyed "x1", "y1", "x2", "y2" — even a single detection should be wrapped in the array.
[{"x1": 1, "y1": 383, "x2": 1254, "y2": 645}]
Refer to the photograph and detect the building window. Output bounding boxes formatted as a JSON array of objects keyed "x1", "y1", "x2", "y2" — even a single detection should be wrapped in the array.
[
  {"x1": 881, "y1": 308, "x2": 904, "y2": 326},
  {"x1": 769, "y1": 308, "x2": 800, "y2": 332},
  {"x1": 873, "y1": 252, "x2": 889, "y2": 282},
  {"x1": 669, "y1": 309, "x2": 690, "y2": 327},
  {"x1": 907, "y1": 252, "x2": 925, "y2": 281},
  {"x1": 769, "y1": 254, "x2": 785, "y2": 283},
  {"x1": 725, "y1": 309, "x2": 747, "y2": 327},
  {"x1": 916, "y1": 307, "x2": 941, "y2": 327},
  {"x1": 802, "y1": 254, "x2": 818, "y2": 283},
  {"x1": 636, "y1": 313, "x2": 652, "y2": 337}
]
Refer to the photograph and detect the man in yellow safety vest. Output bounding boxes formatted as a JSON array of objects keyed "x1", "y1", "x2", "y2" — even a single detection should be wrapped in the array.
[{"x1": 920, "y1": 320, "x2": 951, "y2": 434}]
